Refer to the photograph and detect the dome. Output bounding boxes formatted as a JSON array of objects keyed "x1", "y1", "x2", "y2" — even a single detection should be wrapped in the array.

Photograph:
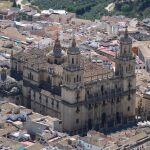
[
  {"x1": 46, "y1": 33, "x2": 67, "y2": 65},
  {"x1": 68, "y1": 37, "x2": 80, "y2": 54},
  {"x1": 52, "y1": 37, "x2": 62, "y2": 58},
  {"x1": 47, "y1": 33, "x2": 67, "y2": 58},
  {"x1": 120, "y1": 26, "x2": 132, "y2": 44},
  {"x1": 47, "y1": 49, "x2": 67, "y2": 58}
]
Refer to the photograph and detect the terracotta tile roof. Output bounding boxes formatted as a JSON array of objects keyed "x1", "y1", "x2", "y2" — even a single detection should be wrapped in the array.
[{"x1": 2, "y1": 27, "x2": 26, "y2": 41}]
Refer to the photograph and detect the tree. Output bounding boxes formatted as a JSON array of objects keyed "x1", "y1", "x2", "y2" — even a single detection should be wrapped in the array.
[
  {"x1": 121, "y1": 4, "x2": 132, "y2": 12},
  {"x1": 18, "y1": 4, "x2": 21, "y2": 9},
  {"x1": 143, "y1": 8, "x2": 150, "y2": 18},
  {"x1": 12, "y1": 0, "x2": 17, "y2": 7}
]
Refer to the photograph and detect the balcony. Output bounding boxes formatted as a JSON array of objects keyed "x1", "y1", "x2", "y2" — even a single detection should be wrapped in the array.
[
  {"x1": 39, "y1": 81, "x2": 61, "y2": 96},
  {"x1": 23, "y1": 79, "x2": 40, "y2": 91},
  {"x1": 85, "y1": 89, "x2": 136, "y2": 105},
  {"x1": 63, "y1": 64, "x2": 83, "y2": 72}
]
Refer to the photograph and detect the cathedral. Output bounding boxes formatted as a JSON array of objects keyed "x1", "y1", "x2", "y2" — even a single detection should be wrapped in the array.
[{"x1": 10, "y1": 28, "x2": 136, "y2": 135}]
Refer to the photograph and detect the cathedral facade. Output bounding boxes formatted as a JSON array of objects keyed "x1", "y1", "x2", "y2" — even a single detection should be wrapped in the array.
[{"x1": 10, "y1": 28, "x2": 136, "y2": 135}]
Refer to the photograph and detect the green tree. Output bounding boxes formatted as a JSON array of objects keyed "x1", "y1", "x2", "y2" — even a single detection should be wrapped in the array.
[
  {"x1": 18, "y1": 4, "x2": 21, "y2": 9},
  {"x1": 143, "y1": 8, "x2": 150, "y2": 18},
  {"x1": 12, "y1": 0, "x2": 17, "y2": 7},
  {"x1": 121, "y1": 4, "x2": 132, "y2": 12},
  {"x1": 67, "y1": 6, "x2": 75, "y2": 12}
]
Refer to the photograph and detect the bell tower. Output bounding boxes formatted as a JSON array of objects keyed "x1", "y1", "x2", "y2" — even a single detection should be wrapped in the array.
[
  {"x1": 115, "y1": 26, "x2": 135, "y2": 78},
  {"x1": 61, "y1": 36, "x2": 85, "y2": 134},
  {"x1": 62, "y1": 37, "x2": 84, "y2": 90},
  {"x1": 115, "y1": 26, "x2": 136, "y2": 124}
]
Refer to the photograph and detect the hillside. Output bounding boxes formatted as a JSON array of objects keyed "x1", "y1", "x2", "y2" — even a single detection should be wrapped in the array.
[
  {"x1": 115, "y1": 0, "x2": 150, "y2": 19},
  {"x1": 31, "y1": 0, "x2": 150, "y2": 20},
  {"x1": 31, "y1": 0, "x2": 112, "y2": 20}
]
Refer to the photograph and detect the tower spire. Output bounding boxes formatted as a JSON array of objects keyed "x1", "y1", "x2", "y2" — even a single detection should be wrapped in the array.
[
  {"x1": 68, "y1": 31, "x2": 80, "y2": 54},
  {"x1": 124, "y1": 25, "x2": 128, "y2": 38},
  {"x1": 54, "y1": 32, "x2": 61, "y2": 48},
  {"x1": 53, "y1": 31, "x2": 62, "y2": 57},
  {"x1": 56, "y1": 31, "x2": 59, "y2": 41},
  {"x1": 72, "y1": 34, "x2": 76, "y2": 47}
]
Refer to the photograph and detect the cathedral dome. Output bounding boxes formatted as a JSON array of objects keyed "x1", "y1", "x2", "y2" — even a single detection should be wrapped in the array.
[
  {"x1": 120, "y1": 26, "x2": 132, "y2": 44},
  {"x1": 47, "y1": 35, "x2": 66, "y2": 58},
  {"x1": 68, "y1": 37, "x2": 80, "y2": 54},
  {"x1": 47, "y1": 49, "x2": 66, "y2": 58},
  {"x1": 47, "y1": 33, "x2": 67, "y2": 65}
]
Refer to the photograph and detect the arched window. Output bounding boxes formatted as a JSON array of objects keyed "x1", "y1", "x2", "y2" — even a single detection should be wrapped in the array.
[
  {"x1": 115, "y1": 84, "x2": 117, "y2": 89},
  {"x1": 57, "y1": 102, "x2": 59, "y2": 108},
  {"x1": 128, "y1": 82, "x2": 131, "y2": 88},
  {"x1": 129, "y1": 64, "x2": 131, "y2": 71},
  {"x1": 87, "y1": 90, "x2": 90, "y2": 95},
  {"x1": 77, "y1": 75, "x2": 79, "y2": 82},
  {"x1": 116, "y1": 112, "x2": 121, "y2": 124},
  {"x1": 101, "y1": 85, "x2": 104, "y2": 92},
  {"x1": 54, "y1": 59, "x2": 57, "y2": 64},
  {"x1": 124, "y1": 49, "x2": 126, "y2": 54},
  {"x1": 46, "y1": 97, "x2": 48, "y2": 104},
  {"x1": 74, "y1": 78, "x2": 76, "y2": 83},
  {"x1": 76, "y1": 58, "x2": 78, "y2": 64},
  {"x1": 101, "y1": 112, "x2": 106, "y2": 127},
  {"x1": 117, "y1": 97, "x2": 120, "y2": 103},
  {"x1": 128, "y1": 106, "x2": 130, "y2": 111},
  {"x1": 76, "y1": 119, "x2": 79, "y2": 124},
  {"x1": 72, "y1": 58, "x2": 74, "y2": 64}
]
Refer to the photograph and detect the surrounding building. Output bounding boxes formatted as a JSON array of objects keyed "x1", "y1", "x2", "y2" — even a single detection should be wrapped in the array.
[{"x1": 1, "y1": 3, "x2": 150, "y2": 149}]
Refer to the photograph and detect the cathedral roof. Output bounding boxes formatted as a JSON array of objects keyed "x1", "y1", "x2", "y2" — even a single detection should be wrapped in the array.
[
  {"x1": 47, "y1": 49, "x2": 66, "y2": 58},
  {"x1": 120, "y1": 26, "x2": 132, "y2": 43},
  {"x1": 68, "y1": 36, "x2": 80, "y2": 54},
  {"x1": 53, "y1": 34, "x2": 62, "y2": 57},
  {"x1": 47, "y1": 33, "x2": 66, "y2": 58}
]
